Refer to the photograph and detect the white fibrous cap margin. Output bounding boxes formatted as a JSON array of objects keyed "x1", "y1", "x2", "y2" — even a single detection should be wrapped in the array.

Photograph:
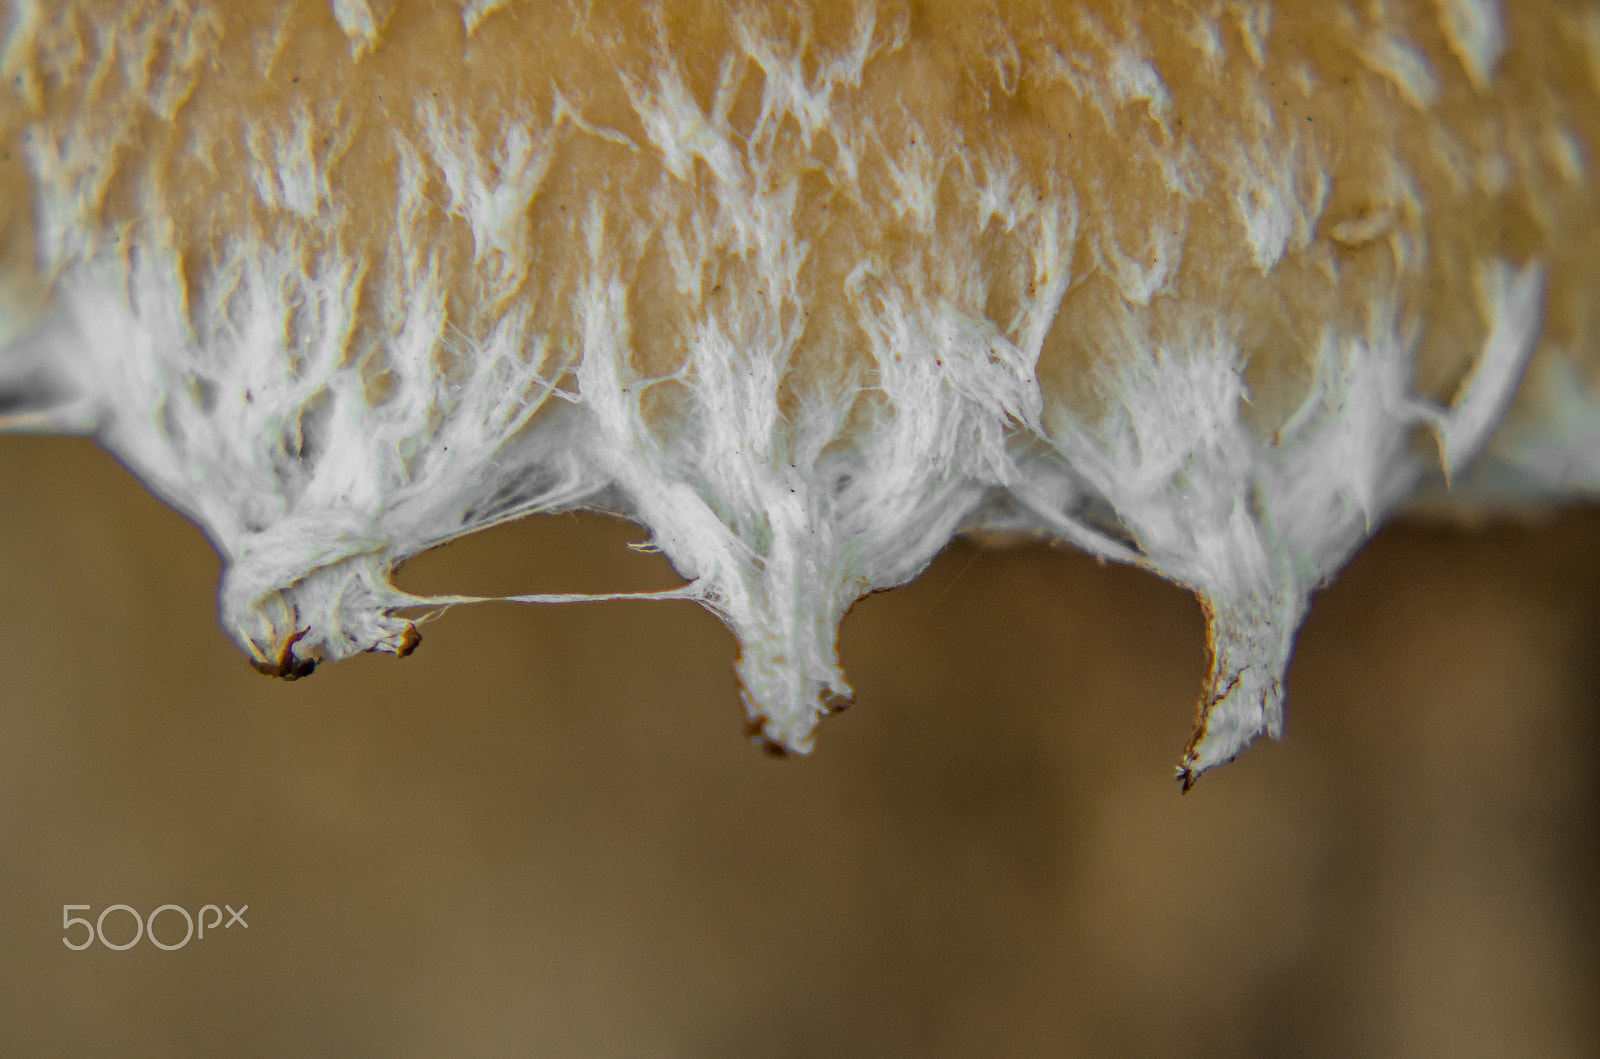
[{"x1": 1, "y1": 0, "x2": 1593, "y2": 782}]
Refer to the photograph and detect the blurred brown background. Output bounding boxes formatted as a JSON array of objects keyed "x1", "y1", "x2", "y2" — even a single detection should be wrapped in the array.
[{"x1": 0, "y1": 435, "x2": 1596, "y2": 1056}]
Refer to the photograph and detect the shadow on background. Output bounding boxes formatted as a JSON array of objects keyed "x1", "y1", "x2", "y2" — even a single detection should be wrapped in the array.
[{"x1": 0, "y1": 436, "x2": 1596, "y2": 1056}]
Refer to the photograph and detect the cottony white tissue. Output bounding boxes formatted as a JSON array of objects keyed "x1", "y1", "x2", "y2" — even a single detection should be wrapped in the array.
[{"x1": 2, "y1": 0, "x2": 1597, "y2": 784}]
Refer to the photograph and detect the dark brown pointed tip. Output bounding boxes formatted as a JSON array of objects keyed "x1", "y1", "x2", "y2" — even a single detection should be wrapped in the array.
[
  {"x1": 396, "y1": 623, "x2": 422, "y2": 658},
  {"x1": 282, "y1": 656, "x2": 317, "y2": 680},
  {"x1": 250, "y1": 627, "x2": 317, "y2": 680},
  {"x1": 820, "y1": 691, "x2": 853, "y2": 716},
  {"x1": 1177, "y1": 765, "x2": 1199, "y2": 793},
  {"x1": 742, "y1": 715, "x2": 791, "y2": 757}
]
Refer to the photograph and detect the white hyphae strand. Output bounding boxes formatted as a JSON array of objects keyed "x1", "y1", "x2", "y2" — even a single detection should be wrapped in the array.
[{"x1": 2, "y1": 0, "x2": 1596, "y2": 781}]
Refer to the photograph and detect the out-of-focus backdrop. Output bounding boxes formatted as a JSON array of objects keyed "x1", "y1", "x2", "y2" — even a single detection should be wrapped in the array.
[{"x1": 0, "y1": 435, "x2": 1596, "y2": 1056}]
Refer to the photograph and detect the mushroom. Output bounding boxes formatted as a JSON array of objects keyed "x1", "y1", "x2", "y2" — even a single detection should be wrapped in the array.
[{"x1": 2, "y1": 0, "x2": 1595, "y2": 784}]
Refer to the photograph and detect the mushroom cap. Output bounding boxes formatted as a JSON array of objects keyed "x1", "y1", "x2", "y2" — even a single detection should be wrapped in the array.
[{"x1": 3, "y1": 0, "x2": 1597, "y2": 779}]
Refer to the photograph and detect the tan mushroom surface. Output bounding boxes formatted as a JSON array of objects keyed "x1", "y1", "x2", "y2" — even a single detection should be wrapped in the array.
[{"x1": 3, "y1": 0, "x2": 1599, "y2": 781}]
